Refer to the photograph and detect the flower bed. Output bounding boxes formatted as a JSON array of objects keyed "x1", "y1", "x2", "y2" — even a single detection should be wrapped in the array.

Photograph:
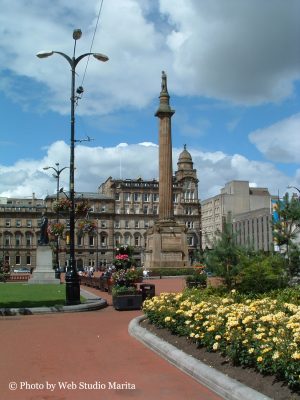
[{"x1": 143, "y1": 288, "x2": 300, "y2": 390}]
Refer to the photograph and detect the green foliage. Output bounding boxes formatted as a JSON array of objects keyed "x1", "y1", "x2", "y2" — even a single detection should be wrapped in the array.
[
  {"x1": 204, "y1": 222, "x2": 245, "y2": 289},
  {"x1": 111, "y1": 285, "x2": 140, "y2": 296},
  {"x1": 273, "y1": 193, "x2": 300, "y2": 276},
  {"x1": 236, "y1": 252, "x2": 288, "y2": 294}
]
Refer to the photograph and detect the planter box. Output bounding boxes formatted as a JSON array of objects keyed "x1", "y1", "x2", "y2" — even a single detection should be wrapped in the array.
[{"x1": 112, "y1": 294, "x2": 143, "y2": 311}]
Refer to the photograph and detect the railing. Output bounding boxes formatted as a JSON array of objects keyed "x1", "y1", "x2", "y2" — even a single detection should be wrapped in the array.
[{"x1": 7, "y1": 274, "x2": 30, "y2": 282}]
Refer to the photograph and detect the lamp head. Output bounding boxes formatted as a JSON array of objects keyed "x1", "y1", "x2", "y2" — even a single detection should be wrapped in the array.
[
  {"x1": 73, "y1": 29, "x2": 82, "y2": 40},
  {"x1": 93, "y1": 53, "x2": 109, "y2": 62},
  {"x1": 36, "y1": 51, "x2": 54, "y2": 58},
  {"x1": 43, "y1": 166, "x2": 50, "y2": 170}
]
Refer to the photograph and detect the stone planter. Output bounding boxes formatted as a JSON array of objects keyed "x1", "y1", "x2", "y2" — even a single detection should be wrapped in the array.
[{"x1": 112, "y1": 293, "x2": 143, "y2": 311}]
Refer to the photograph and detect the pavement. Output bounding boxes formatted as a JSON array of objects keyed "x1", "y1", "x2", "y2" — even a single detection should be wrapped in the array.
[{"x1": 0, "y1": 277, "x2": 270, "y2": 400}]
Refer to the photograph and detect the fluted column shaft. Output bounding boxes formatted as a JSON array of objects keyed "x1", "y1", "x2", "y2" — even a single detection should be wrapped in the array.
[{"x1": 158, "y1": 115, "x2": 173, "y2": 220}]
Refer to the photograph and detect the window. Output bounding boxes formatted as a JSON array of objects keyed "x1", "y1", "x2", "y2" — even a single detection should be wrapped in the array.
[
  {"x1": 77, "y1": 235, "x2": 83, "y2": 246},
  {"x1": 26, "y1": 234, "x2": 32, "y2": 246},
  {"x1": 125, "y1": 220, "x2": 129, "y2": 229},
  {"x1": 116, "y1": 207, "x2": 120, "y2": 214},
  {"x1": 26, "y1": 220, "x2": 32, "y2": 228},
  {"x1": 124, "y1": 234, "x2": 130, "y2": 245},
  {"x1": 15, "y1": 235, "x2": 21, "y2": 246},
  {"x1": 143, "y1": 193, "x2": 150, "y2": 202},
  {"x1": 124, "y1": 192, "x2": 131, "y2": 202},
  {"x1": 153, "y1": 193, "x2": 159, "y2": 202},
  {"x1": 187, "y1": 236, "x2": 194, "y2": 246},
  {"x1": 135, "y1": 220, "x2": 139, "y2": 228},
  {"x1": 5, "y1": 235, "x2": 10, "y2": 246},
  {"x1": 5, "y1": 219, "x2": 10, "y2": 227},
  {"x1": 16, "y1": 255, "x2": 21, "y2": 265},
  {"x1": 173, "y1": 194, "x2": 178, "y2": 203},
  {"x1": 186, "y1": 221, "x2": 194, "y2": 229},
  {"x1": 143, "y1": 205, "x2": 148, "y2": 214},
  {"x1": 89, "y1": 236, "x2": 95, "y2": 247},
  {"x1": 101, "y1": 205, "x2": 106, "y2": 212},
  {"x1": 101, "y1": 220, "x2": 106, "y2": 228},
  {"x1": 134, "y1": 192, "x2": 139, "y2": 202},
  {"x1": 115, "y1": 220, "x2": 120, "y2": 229},
  {"x1": 26, "y1": 255, "x2": 31, "y2": 265},
  {"x1": 134, "y1": 235, "x2": 140, "y2": 246},
  {"x1": 16, "y1": 220, "x2": 21, "y2": 227},
  {"x1": 100, "y1": 235, "x2": 107, "y2": 247},
  {"x1": 153, "y1": 205, "x2": 158, "y2": 215},
  {"x1": 134, "y1": 206, "x2": 140, "y2": 214},
  {"x1": 115, "y1": 193, "x2": 120, "y2": 201},
  {"x1": 185, "y1": 207, "x2": 192, "y2": 215},
  {"x1": 144, "y1": 220, "x2": 149, "y2": 228}
]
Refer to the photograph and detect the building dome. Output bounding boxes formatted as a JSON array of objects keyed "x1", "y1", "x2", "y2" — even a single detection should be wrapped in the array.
[{"x1": 177, "y1": 145, "x2": 193, "y2": 170}]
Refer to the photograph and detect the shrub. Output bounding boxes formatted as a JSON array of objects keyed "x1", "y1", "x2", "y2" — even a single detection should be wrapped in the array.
[{"x1": 237, "y1": 253, "x2": 288, "y2": 294}]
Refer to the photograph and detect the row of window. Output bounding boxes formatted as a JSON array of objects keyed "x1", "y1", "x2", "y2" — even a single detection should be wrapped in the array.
[
  {"x1": 115, "y1": 192, "x2": 196, "y2": 203},
  {"x1": 4, "y1": 254, "x2": 31, "y2": 266},
  {"x1": 4, "y1": 219, "x2": 33, "y2": 228}
]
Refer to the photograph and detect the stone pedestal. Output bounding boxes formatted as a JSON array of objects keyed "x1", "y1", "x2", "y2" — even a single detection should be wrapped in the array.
[
  {"x1": 145, "y1": 220, "x2": 189, "y2": 269},
  {"x1": 29, "y1": 246, "x2": 59, "y2": 285}
]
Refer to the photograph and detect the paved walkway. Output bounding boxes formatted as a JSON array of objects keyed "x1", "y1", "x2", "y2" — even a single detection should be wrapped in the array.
[{"x1": 0, "y1": 278, "x2": 222, "y2": 400}]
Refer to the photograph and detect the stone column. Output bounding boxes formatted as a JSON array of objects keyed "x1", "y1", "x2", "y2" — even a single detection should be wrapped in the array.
[{"x1": 155, "y1": 71, "x2": 175, "y2": 221}]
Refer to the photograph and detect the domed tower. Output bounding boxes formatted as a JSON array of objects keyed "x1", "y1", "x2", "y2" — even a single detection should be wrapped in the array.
[
  {"x1": 175, "y1": 144, "x2": 198, "y2": 183},
  {"x1": 175, "y1": 145, "x2": 199, "y2": 206}
]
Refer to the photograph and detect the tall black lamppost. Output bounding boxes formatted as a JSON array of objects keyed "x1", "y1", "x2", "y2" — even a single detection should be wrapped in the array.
[
  {"x1": 43, "y1": 163, "x2": 68, "y2": 274},
  {"x1": 287, "y1": 186, "x2": 300, "y2": 198},
  {"x1": 37, "y1": 29, "x2": 109, "y2": 304}
]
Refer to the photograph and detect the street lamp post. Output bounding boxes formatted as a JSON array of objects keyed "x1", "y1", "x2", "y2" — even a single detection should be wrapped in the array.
[
  {"x1": 37, "y1": 29, "x2": 109, "y2": 304},
  {"x1": 43, "y1": 163, "x2": 68, "y2": 275},
  {"x1": 287, "y1": 186, "x2": 300, "y2": 198}
]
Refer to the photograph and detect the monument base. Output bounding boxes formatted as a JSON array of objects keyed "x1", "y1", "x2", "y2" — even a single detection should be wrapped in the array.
[
  {"x1": 29, "y1": 246, "x2": 60, "y2": 285},
  {"x1": 144, "y1": 220, "x2": 190, "y2": 269}
]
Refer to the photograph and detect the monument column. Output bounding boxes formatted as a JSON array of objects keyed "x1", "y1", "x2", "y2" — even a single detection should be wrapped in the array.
[
  {"x1": 156, "y1": 71, "x2": 175, "y2": 221},
  {"x1": 145, "y1": 71, "x2": 189, "y2": 269}
]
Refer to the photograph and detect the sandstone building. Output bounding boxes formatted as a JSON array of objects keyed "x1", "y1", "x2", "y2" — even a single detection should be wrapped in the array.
[{"x1": 0, "y1": 148, "x2": 201, "y2": 271}]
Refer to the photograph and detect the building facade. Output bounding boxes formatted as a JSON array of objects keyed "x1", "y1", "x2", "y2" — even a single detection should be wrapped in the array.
[
  {"x1": 201, "y1": 180, "x2": 273, "y2": 251},
  {"x1": 0, "y1": 148, "x2": 201, "y2": 271},
  {"x1": 0, "y1": 195, "x2": 46, "y2": 271}
]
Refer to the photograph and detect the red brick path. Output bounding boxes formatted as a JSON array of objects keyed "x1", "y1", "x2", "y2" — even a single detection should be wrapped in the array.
[{"x1": 0, "y1": 278, "x2": 222, "y2": 400}]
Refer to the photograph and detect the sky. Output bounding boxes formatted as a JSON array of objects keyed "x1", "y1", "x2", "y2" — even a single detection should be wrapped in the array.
[{"x1": 0, "y1": 0, "x2": 300, "y2": 201}]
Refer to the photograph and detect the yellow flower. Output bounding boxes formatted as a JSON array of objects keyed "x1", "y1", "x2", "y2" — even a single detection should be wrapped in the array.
[
  {"x1": 215, "y1": 335, "x2": 221, "y2": 340},
  {"x1": 248, "y1": 348, "x2": 254, "y2": 354},
  {"x1": 257, "y1": 356, "x2": 263, "y2": 362},
  {"x1": 212, "y1": 342, "x2": 219, "y2": 351},
  {"x1": 292, "y1": 352, "x2": 300, "y2": 360}
]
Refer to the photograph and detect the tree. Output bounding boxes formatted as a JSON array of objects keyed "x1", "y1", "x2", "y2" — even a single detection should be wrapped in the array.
[
  {"x1": 273, "y1": 193, "x2": 300, "y2": 276},
  {"x1": 204, "y1": 222, "x2": 245, "y2": 290}
]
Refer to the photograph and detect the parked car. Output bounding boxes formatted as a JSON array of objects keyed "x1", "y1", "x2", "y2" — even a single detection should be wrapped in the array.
[{"x1": 13, "y1": 267, "x2": 31, "y2": 274}]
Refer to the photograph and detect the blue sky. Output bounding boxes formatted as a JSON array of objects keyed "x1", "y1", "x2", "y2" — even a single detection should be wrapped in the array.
[{"x1": 0, "y1": 0, "x2": 300, "y2": 200}]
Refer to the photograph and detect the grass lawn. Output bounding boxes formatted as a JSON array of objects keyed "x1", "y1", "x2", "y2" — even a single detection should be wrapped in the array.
[{"x1": 0, "y1": 283, "x2": 84, "y2": 308}]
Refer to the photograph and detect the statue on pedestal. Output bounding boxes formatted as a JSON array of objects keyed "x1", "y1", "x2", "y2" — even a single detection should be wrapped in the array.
[{"x1": 39, "y1": 214, "x2": 49, "y2": 245}]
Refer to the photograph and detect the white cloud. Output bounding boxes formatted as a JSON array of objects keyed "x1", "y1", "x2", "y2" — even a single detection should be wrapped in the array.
[
  {"x1": 0, "y1": 141, "x2": 296, "y2": 200},
  {"x1": 160, "y1": 0, "x2": 300, "y2": 105},
  {"x1": 0, "y1": 0, "x2": 299, "y2": 118},
  {"x1": 249, "y1": 113, "x2": 300, "y2": 163}
]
